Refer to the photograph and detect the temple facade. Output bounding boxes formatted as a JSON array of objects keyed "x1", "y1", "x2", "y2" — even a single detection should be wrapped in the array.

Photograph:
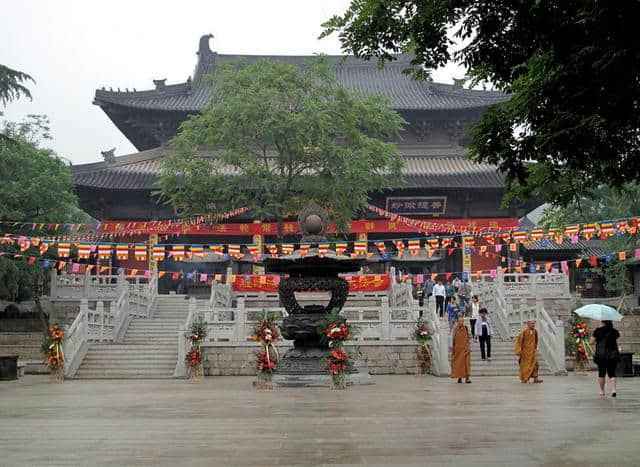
[{"x1": 71, "y1": 35, "x2": 529, "y2": 281}]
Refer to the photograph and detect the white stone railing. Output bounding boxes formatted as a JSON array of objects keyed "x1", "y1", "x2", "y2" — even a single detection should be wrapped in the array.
[
  {"x1": 535, "y1": 301, "x2": 567, "y2": 375},
  {"x1": 174, "y1": 297, "x2": 198, "y2": 378},
  {"x1": 63, "y1": 299, "x2": 89, "y2": 378},
  {"x1": 426, "y1": 307, "x2": 450, "y2": 377},
  {"x1": 112, "y1": 287, "x2": 130, "y2": 343},
  {"x1": 497, "y1": 273, "x2": 570, "y2": 299},
  {"x1": 50, "y1": 269, "x2": 150, "y2": 301},
  {"x1": 389, "y1": 267, "x2": 413, "y2": 307},
  {"x1": 210, "y1": 280, "x2": 232, "y2": 310}
]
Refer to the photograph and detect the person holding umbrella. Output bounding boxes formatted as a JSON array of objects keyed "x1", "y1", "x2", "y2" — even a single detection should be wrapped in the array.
[{"x1": 574, "y1": 304, "x2": 623, "y2": 398}]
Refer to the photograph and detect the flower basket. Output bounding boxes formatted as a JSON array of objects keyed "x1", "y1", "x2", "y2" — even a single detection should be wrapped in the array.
[
  {"x1": 255, "y1": 371, "x2": 273, "y2": 390},
  {"x1": 190, "y1": 363, "x2": 204, "y2": 382},
  {"x1": 49, "y1": 367, "x2": 64, "y2": 382},
  {"x1": 330, "y1": 373, "x2": 346, "y2": 390},
  {"x1": 415, "y1": 344, "x2": 432, "y2": 376}
]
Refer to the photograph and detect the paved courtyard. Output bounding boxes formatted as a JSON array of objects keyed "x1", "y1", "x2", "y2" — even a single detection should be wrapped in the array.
[{"x1": 0, "y1": 375, "x2": 639, "y2": 466}]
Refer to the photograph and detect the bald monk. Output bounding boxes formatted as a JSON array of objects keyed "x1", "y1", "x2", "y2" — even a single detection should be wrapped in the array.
[
  {"x1": 449, "y1": 310, "x2": 472, "y2": 383},
  {"x1": 514, "y1": 320, "x2": 543, "y2": 384}
]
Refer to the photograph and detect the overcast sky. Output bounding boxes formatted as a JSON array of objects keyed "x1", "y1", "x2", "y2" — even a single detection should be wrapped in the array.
[{"x1": 1, "y1": 0, "x2": 465, "y2": 165}]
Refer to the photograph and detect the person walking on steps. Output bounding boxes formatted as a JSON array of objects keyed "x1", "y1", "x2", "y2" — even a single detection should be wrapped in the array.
[
  {"x1": 468, "y1": 295, "x2": 480, "y2": 339},
  {"x1": 450, "y1": 310, "x2": 471, "y2": 384},
  {"x1": 433, "y1": 280, "x2": 446, "y2": 318},
  {"x1": 590, "y1": 320, "x2": 620, "y2": 397},
  {"x1": 474, "y1": 308, "x2": 493, "y2": 361}
]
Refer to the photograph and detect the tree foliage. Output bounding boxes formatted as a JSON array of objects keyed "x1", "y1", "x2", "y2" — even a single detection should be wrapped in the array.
[
  {"x1": 156, "y1": 57, "x2": 405, "y2": 234},
  {"x1": 0, "y1": 64, "x2": 34, "y2": 109},
  {"x1": 322, "y1": 1, "x2": 640, "y2": 206},
  {"x1": 543, "y1": 182, "x2": 640, "y2": 297},
  {"x1": 0, "y1": 116, "x2": 86, "y2": 301}
]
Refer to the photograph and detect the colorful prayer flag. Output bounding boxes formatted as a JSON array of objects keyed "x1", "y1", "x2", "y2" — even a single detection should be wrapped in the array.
[
  {"x1": 58, "y1": 242, "x2": 71, "y2": 258},
  {"x1": 116, "y1": 244, "x2": 129, "y2": 260},
  {"x1": 135, "y1": 244, "x2": 147, "y2": 261}
]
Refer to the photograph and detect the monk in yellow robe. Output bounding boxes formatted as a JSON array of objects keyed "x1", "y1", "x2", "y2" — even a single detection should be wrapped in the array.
[
  {"x1": 515, "y1": 320, "x2": 543, "y2": 383},
  {"x1": 450, "y1": 310, "x2": 471, "y2": 383}
]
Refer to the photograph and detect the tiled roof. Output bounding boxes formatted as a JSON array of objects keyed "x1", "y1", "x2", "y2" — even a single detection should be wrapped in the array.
[
  {"x1": 93, "y1": 35, "x2": 507, "y2": 113},
  {"x1": 72, "y1": 146, "x2": 505, "y2": 191}
]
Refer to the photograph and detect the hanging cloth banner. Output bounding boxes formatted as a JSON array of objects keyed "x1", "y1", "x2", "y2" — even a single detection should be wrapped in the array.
[
  {"x1": 375, "y1": 241, "x2": 386, "y2": 255},
  {"x1": 190, "y1": 245, "x2": 205, "y2": 259},
  {"x1": 299, "y1": 244, "x2": 310, "y2": 257},
  {"x1": 116, "y1": 244, "x2": 129, "y2": 260},
  {"x1": 247, "y1": 244, "x2": 261, "y2": 260},
  {"x1": 266, "y1": 244, "x2": 278, "y2": 258},
  {"x1": 210, "y1": 245, "x2": 224, "y2": 257},
  {"x1": 393, "y1": 240, "x2": 405, "y2": 257},
  {"x1": 98, "y1": 243, "x2": 111, "y2": 260},
  {"x1": 408, "y1": 239, "x2": 420, "y2": 256},
  {"x1": 172, "y1": 245, "x2": 186, "y2": 260},
  {"x1": 40, "y1": 241, "x2": 51, "y2": 255},
  {"x1": 354, "y1": 241, "x2": 367, "y2": 256},
  {"x1": 57, "y1": 243, "x2": 70, "y2": 258},
  {"x1": 228, "y1": 245, "x2": 242, "y2": 259},
  {"x1": 281, "y1": 244, "x2": 294, "y2": 255},
  {"x1": 318, "y1": 243, "x2": 329, "y2": 258},
  {"x1": 153, "y1": 245, "x2": 165, "y2": 261},
  {"x1": 335, "y1": 243, "x2": 347, "y2": 256},
  {"x1": 135, "y1": 244, "x2": 147, "y2": 261},
  {"x1": 78, "y1": 243, "x2": 92, "y2": 259}
]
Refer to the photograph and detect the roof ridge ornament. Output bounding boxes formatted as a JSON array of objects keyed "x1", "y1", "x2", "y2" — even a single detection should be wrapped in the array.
[
  {"x1": 101, "y1": 148, "x2": 116, "y2": 164},
  {"x1": 198, "y1": 33, "x2": 214, "y2": 56}
]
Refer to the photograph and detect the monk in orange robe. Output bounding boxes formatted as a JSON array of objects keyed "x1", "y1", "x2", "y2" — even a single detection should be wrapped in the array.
[
  {"x1": 450, "y1": 310, "x2": 471, "y2": 383},
  {"x1": 515, "y1": 320, "x2": 543, "y2": 383}
]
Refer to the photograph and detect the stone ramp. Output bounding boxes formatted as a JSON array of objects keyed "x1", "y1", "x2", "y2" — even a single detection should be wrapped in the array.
[{"x1": 74, "y1": 295, "x2": 188, "y2": 379}]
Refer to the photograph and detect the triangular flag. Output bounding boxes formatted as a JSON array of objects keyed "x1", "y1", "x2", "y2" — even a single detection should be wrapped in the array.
[{"x1": 575, "y1": 258, "x2": 583, "y2": 268}]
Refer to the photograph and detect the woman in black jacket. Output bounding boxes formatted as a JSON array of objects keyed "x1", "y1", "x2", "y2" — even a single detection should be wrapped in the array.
[{"x1": 590, "y1": 320, "x2": 620, "y2": 397}]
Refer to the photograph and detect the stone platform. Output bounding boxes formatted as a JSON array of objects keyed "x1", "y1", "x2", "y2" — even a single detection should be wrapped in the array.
[
  {"x1": 1, "y1": 375, "x2": 639, "y2": 466},
  {"x1": 272, "y1": 370, "x2": 375, "y2": 387}
]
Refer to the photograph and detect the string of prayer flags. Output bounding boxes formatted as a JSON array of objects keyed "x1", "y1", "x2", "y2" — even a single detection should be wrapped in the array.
[
  {"x1": 582, "y1": 224, "x2": 597, "y2": 240},
  {"x1": 441, "y1": 237, "x2": 453, "y2": 249},
  {"x1": 116, "y1": 244, "x2": 129, "y2": 260},
  {"x1": 575, "y1": 258, "x2": 583, "y2": 268},
  {"x1": 19, "y1": 238, "x2": 30, "y2": 251},
  {"x1": 57, "y1": 242, "x2": 70, "y2": 258},
  {"x1": 153, "y1": 245, "x2": 165, "y2": 261},
  {"x1": 375, "y1": 241, "x2": 386, "y2": 255},
  {"x1": 600, "y1": 222, "x2": 615, "y2": 236},
  {"x1": 530, "y1": 229, "x2": 544, "y2": 240},
  {"x1": 135, "y1": 244, "x2": 147, "y2": 261},
  {"x1": 565, "y1": 225, "x2": 580, "y2": 236},
  {"x1": 482, "y1": 233, "x2": 496, "y2": 245},
  {"x1": 462, "y1": 236, "x2": 475, "y2": 247},
  {"x1": 427, "y1": 237, "x2": 439, "y2": 249},
  {"x1": 78, "y1": 243, "x2": 91, "y2": 259},
  {"x1": 335, "y1": 243, "x2": 347, "y2": 256}
]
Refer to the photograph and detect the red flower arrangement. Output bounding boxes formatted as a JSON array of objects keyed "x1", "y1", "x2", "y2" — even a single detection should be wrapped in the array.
[
  {"x1": 328, "y1": 349, "x2": 349, "y2": 375},
  {"x1": 571, "y1": 320, "x2": 592, "y2": 372},
  {"x1": 186, "y1": 348, "x2": 201, "y2": 367},
  {"x1": 252, "y1": 315, "x2": 280, "y2": 382},
  {"x1": 326, "y1": 322, "x2": 351, "y2": 347},
  {"x1": 43, "y1": 323, "x2": 65, "y2": 370},
  {"x1": 256, "y1": 350, "x2": 277, "y2": 373}
]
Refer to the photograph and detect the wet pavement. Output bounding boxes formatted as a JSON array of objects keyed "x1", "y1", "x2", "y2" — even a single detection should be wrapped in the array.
[{"x1": 0, "y1": 375, "x2": 638, "y2": 466}]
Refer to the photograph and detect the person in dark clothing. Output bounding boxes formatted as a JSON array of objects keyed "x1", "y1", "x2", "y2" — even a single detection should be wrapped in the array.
[
  {"x1": 416, "y1": 285, "x2": 425, "y2": 317},
  {"x1": 590, "y1": 320, "x2": 620, "y2": 397},
  {"x1": 474, "y1": 308, "x2": 493, "y2": 361}
]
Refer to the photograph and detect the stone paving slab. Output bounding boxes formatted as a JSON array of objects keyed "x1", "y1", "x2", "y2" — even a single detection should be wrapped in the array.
[{"x1": 0, "y1": 375, "x2": 639, "y2": 466}]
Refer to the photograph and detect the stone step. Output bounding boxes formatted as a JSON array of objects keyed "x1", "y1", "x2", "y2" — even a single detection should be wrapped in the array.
[
  {"x1": 81, "y1": 362, "x2": 176, "y2": 369},
  {"x1": 74, "y1": 370, "x2": 174, "y2": 379}
]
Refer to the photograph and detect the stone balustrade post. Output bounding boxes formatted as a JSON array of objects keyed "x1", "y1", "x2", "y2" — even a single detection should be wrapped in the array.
[
  {"x1": 235, "y1": 297, "x2": 246, "y2": 344},
  {"x1": 96, "y1": 301, "x2": 104, "y2": 342},
  {"x1": 380, "y1": 296, "x2": 391, "y2": 341},
  {"x1": 83, "y1": 268, "x2": 90, "y2": 298}
]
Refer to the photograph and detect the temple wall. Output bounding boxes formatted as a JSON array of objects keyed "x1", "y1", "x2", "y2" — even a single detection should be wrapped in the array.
[{"x1": 202, "y1": 343, "x2": 420, "y2": 376}]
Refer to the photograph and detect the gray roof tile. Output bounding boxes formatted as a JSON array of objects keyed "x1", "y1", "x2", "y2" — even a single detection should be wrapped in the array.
[
  {"x1": 72, "y1": 146, "x2": 504, "y2": 190},
  {"x1": 93, "y1": 37, "x2": 507, "y2": 112}
]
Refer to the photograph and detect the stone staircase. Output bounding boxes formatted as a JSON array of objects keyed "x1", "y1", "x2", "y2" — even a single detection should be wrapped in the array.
[
  {"x1": 74, "y1": 295, "x2": 189, "y2": 379},
  {"x1": 468, "y1": 335, "x2": 551, "y2": 377}
]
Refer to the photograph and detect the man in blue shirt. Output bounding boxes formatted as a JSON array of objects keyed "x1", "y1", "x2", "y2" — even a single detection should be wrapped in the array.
[{"x1": 446, "y1": 296, "x2": 461, "y2": 330}]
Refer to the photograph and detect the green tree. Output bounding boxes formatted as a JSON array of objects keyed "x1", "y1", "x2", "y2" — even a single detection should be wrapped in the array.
[
  {"x1": 0, "y1": 64, "x2": 33, "y2": 109},
  {"x1": 156, "y1": 57, "x2": 405, "y2": 237},
  {"x1": 0, "y1": 115, "x2": 87, "y2": 301},
  {"x1": 322, "y1": 1, "x2": 640, "y2": 207},
  {"x1": 543, "y1": 183, "x2": 640, "y2": 303}
]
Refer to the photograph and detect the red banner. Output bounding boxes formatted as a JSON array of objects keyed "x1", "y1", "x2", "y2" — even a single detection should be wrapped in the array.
[
  {"x1": 99, "y1": 218, "x2": 519, "y2": 236},
  {"x1": 231, "y1": 274, "x2": 391, "y2": 292}
]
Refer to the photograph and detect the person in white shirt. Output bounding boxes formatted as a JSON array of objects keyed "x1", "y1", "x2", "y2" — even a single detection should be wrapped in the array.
[
  {"x1": 433, "y1": 280, "x2": 446, "y2": 317},
  {"x1": 474, "y1": 308, "x2": 493, "y2": 361},
  {"x1": 469, "y1": 295, "x2": 480, "y2": 338}
]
